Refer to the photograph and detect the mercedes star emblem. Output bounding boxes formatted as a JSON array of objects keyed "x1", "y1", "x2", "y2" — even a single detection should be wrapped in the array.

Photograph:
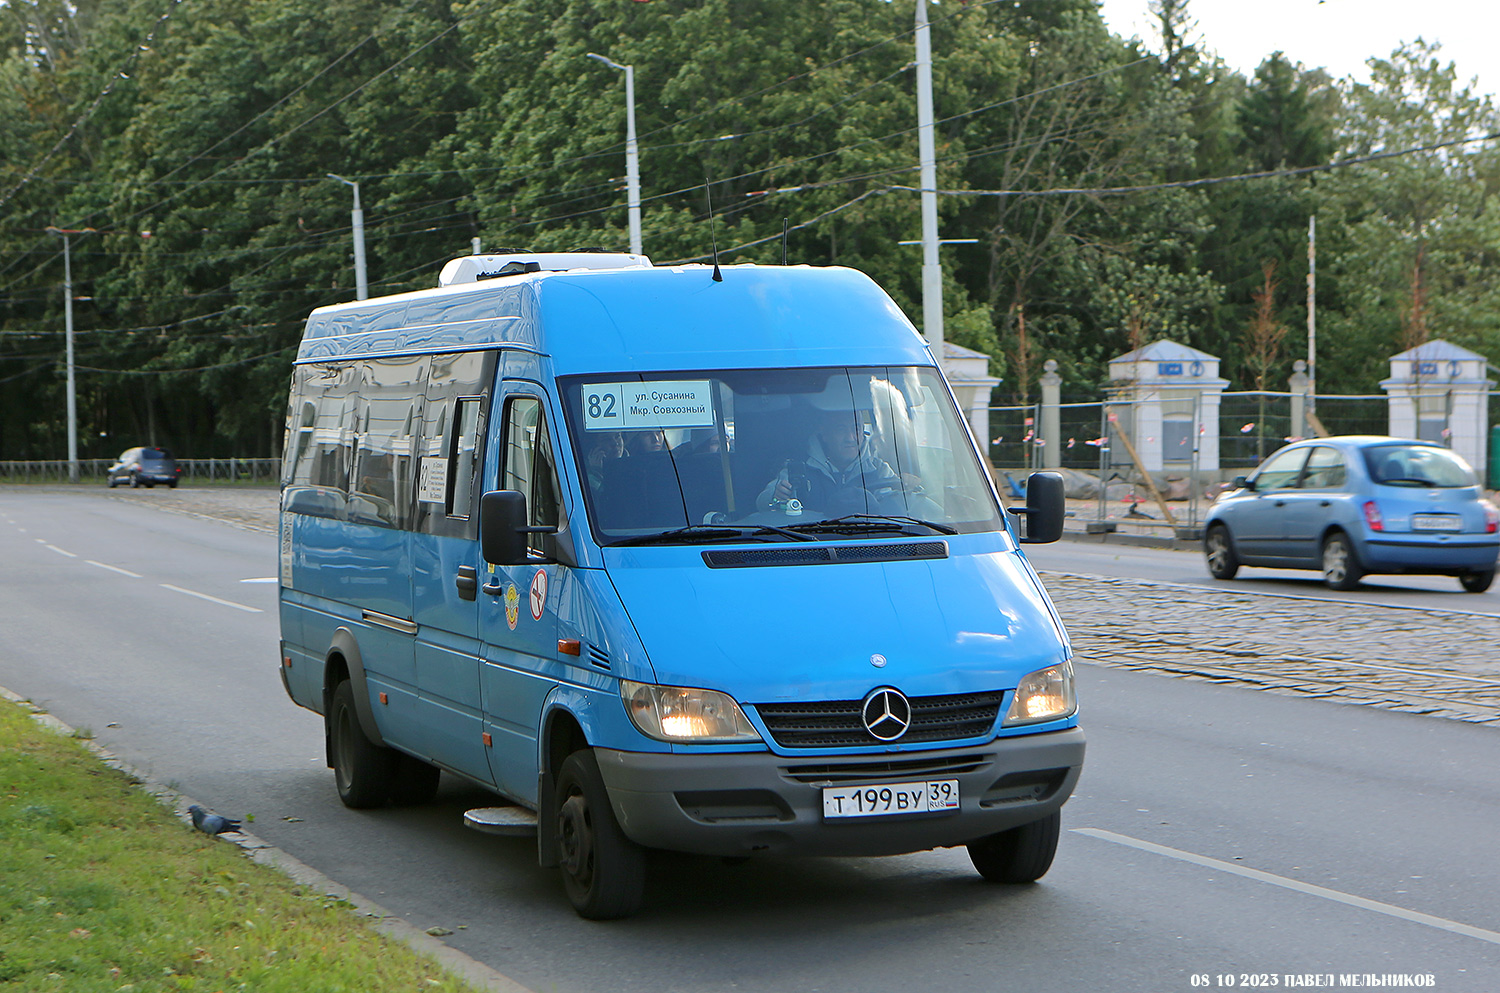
[{"x1": 861, "y1": 687, "x2": 912, "y2": 741}]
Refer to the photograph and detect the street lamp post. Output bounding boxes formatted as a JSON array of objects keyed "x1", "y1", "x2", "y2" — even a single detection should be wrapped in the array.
[
  {"x1": 586, "y1": 52, "x2": 643, "y2": 256},
  {"x1": 327, "y1": 173, "x2": 368, "y2": 300},
  {"x1": 914, "y1": 0, "x2": 944, "y2": 376},
  {"x1": 44, "y1": 225, "x2": 92, "y2": 483}
]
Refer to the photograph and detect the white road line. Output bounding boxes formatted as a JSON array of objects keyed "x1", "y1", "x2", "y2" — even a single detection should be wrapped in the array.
[
  {"x1": 159, "y1": 584, "x2": 263, "y2": 613},
  {"x1": 46, "y1": 545, "x2": 78, "y2": 558},
  {"x1": 239, "y1": 577, "x2": 278, "y2": 584},
  {"x1": 1074, "y1": 827, "x2": 1500, "y2": 946},
  {"x1": 88, "y1": 560, "x2": 143, "y2": 579}
]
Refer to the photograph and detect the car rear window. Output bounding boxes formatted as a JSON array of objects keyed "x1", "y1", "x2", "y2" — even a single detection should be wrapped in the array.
[
  {"x1": 1362, "y1": 445, "x2": 1477, "y2": 488},
  {"x1": 142, "y1": 448, "x2": 174, "y2": 460}
]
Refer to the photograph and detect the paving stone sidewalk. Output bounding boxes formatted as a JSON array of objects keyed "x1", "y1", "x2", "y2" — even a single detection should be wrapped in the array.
[{"x1": 89, "y1": 485, "x2": 1500, "y2": 726}]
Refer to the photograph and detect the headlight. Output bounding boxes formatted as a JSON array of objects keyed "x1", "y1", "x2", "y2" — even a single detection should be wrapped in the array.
[
  {"x1": 620, "y1": 680, "x2": 762, "y2": 743},
  {"x1": 1002, "y1": 661, "x2": 1077, "y2": 727}
]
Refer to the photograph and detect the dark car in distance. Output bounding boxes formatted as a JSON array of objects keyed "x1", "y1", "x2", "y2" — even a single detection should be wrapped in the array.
[
  {"x1": 1204, "y1": 436, "x2": 1499, "y2": 592},
  {"x1": 106, "y1": 447, "x2": 181, "y2": 488}
]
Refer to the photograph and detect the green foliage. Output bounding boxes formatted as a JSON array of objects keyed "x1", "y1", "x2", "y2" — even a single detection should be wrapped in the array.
[
  {"x1": 0, "y1": 698, "x2": 482, "y2": 992},
  {"x1": 2, "y1": 0, "x2": 1499, "y2": 458}
]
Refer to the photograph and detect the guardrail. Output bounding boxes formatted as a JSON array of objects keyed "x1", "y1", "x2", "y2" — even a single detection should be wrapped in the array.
[{"x1": 0, "y1": 459, "x2": 280, "y2": 484}]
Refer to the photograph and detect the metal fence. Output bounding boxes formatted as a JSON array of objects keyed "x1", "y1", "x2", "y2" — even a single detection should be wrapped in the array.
[{"x1": 0, "y1": 458, "x2": 280, "y2": 484}]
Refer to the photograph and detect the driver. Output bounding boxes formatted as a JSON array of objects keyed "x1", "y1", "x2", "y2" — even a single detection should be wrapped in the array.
[{"x1": 758, "y1": 408, "x2": 911, "y2": 514}]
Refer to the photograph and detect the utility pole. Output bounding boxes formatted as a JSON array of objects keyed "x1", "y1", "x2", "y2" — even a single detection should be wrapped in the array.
[
  {"x1": 587, "y1": 53, "x2": 643, "y2": 256},
  {"x1": 1306, "y1": 214, "x2": 1316, "y2": 411},
  {"x1": 327, "y1": 174, "x2": 368, "y2": 300},
  {"x1": 45, "y1": 226, "x2": 90, "y2": 483},
  {"x1": 915, "y1": 0, "x2": 944, "y2": 375}
]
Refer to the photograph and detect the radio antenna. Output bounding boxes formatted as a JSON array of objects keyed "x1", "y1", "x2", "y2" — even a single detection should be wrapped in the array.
[
  {"x1": 782, "y1": 218, "x2": 789, "y2": 265},
  {"x1": 704, "y1": 174, "x2": 723, "y2": 282}
]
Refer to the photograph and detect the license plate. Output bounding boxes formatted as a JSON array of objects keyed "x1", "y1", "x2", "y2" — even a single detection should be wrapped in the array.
[
  {"x1": 822, "y1": 779, "x2": 960, "y2": 819},
  {"x1": 1411, "y1": 513, "x2": 1461, "y2": 532}
]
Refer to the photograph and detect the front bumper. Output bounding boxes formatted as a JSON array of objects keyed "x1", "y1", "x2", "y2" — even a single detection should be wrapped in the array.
[{"x1": 594, "y1": 728, "x2": 1085, "y2": 857}]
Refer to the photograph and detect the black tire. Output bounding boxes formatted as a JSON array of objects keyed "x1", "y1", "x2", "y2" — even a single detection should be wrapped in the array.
[
  {"x1": 388, "y1": 754, "x2": 442, "y2": 805},
  {"x1": 329, "y1": 680, "x2": 396, "y2": 809},
  {"x1": 1204, "y1": 525, "x2": 1239, "y2": 580},
  {"x1": 167, "y1": 479, "x2": 179, "y2": 489},
  {"x1": 555, "y1": 750, "x2": 645, "y2": 920},
  {"x1": 1321, "y1": 532, "x2": 1362, "y2": 591},
  {"x1": 967, "y1": 811, "x2": 1060, "y2": 884},
  {"x1": 129, "y1": 474, "x2": 141, "y2": 488},
  {"x1": 1460, "y1": 569, "x2": 1495, "y2": 593}
]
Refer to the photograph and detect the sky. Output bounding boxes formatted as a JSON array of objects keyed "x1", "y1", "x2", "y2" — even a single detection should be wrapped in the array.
[{"x1": 1097, "y1": 0, "x2": 1500, "y2": 99}]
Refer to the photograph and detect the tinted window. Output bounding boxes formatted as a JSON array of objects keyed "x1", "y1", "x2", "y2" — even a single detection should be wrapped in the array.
[
  {"x1": 502, "y1": 396, "x2": 564, "y2": 554},
  {"x1": 1363, "y1": 445, "x2": 1478, "y2": 488}
]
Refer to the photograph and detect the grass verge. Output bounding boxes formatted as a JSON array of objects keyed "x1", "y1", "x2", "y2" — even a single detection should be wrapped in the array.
[{"x1": 0, "y1": 697, "x2": 483, "y2": 993}]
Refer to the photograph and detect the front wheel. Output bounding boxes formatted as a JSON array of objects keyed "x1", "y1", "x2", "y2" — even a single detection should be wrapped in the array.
[
  {"x1": 1321, "y1": 533, "x2": 1362, "y2": 591},
  {"x1": 329, "y1": 680, "x2": 396, "y2": 809},
  {"x1": 555, "y1": 750, "x2": 645, "y2": 920},
  {"x1": 968, "y1": 811, "x2": 1060, "y2": 883},
  {"x1": 1204, "y1": 525, "x2": 1239, "y2": 580},
  {"x1": 1460, "y1": 569, "x2": 1495, "y2": 593}
]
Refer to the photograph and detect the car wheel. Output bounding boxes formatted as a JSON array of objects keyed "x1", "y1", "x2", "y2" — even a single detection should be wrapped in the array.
[
  {"x1": 129, "y1": 474, "x2": 141, "y2": 488},
  {"x1": 555, "y1": 749, "x2": 645, "y2": 920},
  {"x1": 1204, "y1": 525, "x2": 1239, "y2": 580},
  {"x1": 1321, "y1": 533, "x2": 1362, "y2": 591},
  {"x1": 106, "y1": 476, "x2": 117, "y2": 488},
  {"x1": 1460, "y1": 569, "x2": 1495, "y2": 593},
  {"x1": 167, "y1": 480, "x2": 179, "y2": 489},
  {"x1": 967, "y1": 810, "x2": 1061, "y2": 883},
  {"x1": 329, "y1": 680, "x2": 396, "y2": 809}
]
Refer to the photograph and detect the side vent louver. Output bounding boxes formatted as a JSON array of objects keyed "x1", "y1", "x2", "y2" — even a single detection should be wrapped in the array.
[{"x1": 587, "y1": 645, "x2": 612, "y2": 671}]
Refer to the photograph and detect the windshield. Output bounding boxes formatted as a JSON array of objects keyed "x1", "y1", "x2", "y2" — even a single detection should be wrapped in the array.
[
  {"x1": 560, "y1": 367, "x2": 1003, "y2": 544},
  {"x1": 1362, "y1": 444, "x2": 1478, "y2": 488}
]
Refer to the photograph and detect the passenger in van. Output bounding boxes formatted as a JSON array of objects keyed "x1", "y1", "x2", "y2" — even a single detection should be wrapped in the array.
[
  {"x1": 674, "y1": 428, "x2": 721, "y2": 456},
  {"x1": 586, "y1": 431, "x2": 627, "y2": 489},
  {"x1": 758, "y1": 408, "x2": 913, "y2": 514},
  {"x1": 626, "y1": 428, "x2": 667, "y2": 455}
]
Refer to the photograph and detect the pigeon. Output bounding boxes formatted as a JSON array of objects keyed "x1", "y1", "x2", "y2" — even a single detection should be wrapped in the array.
[{"x1": 188, "y1": 804, "x2": 242, "y2": 836}]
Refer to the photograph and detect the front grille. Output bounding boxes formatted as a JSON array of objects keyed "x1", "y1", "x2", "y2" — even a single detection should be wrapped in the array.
[{"x1": 754, "y1": 691, "x2": 1006, "y2": 748}]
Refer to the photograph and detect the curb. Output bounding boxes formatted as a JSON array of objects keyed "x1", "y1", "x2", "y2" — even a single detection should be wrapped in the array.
[{"x1": 0, "y1": 684, "x2": 536, "y2": 993}]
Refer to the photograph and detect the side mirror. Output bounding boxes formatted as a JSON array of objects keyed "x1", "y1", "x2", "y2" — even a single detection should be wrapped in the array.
[
  {"x1": 1234, "y1": 475, "x2": 1253, "y2": 492},
  {"x1": 1008, "y1": 471, "x2": 1065, "y2": 544},
  {"x1": 480, "y1": 490, "x2": 531, "y2": 565}
]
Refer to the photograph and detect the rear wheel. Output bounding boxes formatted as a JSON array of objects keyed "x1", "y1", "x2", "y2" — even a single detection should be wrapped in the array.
[
  {"x1": 1321, "y1": 533, "x2": 1362, "y2": 591},
  {"x1": 968, "y1": 811, "x2": 1061, "y2": 883},
  {"x1": 1460, "y1": 569, "x2": 1495, "y2": 593},
  {"x1": 555, "y1": 750, "x2": 645, "y2": 919},
  {"x1": 329, "y1": 680, "x2": 396, "y2": 808},
  {"x1": 1204, "y1": 525, "x2": 1239, "y2": 580}
]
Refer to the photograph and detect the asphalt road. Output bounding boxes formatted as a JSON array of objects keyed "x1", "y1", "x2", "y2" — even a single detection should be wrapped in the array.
[{"x1": 3, "y1": 486, "x2": 1498, "y2": 993}]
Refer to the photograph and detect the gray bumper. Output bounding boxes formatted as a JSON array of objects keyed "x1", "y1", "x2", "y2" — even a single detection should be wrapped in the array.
[{"x1": 594, "y1": 728, "x2": 1084, "y2": 858}]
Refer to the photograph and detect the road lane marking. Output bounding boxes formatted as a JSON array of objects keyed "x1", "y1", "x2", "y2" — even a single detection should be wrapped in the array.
[
  {"x1": 159, "y1": 584, "x2": 263, "y2": 613},
  {"x1": 88, "y1": 560, "x2": 143, "y2": 578},
  {"x1": 239, "y1": 577, "x2": 278, "y2": 583},
  {"x1": 46, "y1": 545, "x2": 78, "y2": 558},
  {"x1": 1074, "y1": 827, "x2": 1500, "y2": 946}
]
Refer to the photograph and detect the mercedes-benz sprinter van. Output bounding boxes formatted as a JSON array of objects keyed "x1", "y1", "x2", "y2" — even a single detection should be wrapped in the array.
[{"x1": 278, "y1": 253, "x2": 1084, "y2": 918}]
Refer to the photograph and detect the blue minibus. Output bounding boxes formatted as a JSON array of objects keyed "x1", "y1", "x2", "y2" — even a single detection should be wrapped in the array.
[{"x1": 278, "y1": 253, "x2": 1084, "y2": 918}]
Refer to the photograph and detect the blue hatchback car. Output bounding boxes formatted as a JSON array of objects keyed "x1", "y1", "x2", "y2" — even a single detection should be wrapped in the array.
[{"x1": 1204, "y1": 436, "x2": 1499, "y2": 592}]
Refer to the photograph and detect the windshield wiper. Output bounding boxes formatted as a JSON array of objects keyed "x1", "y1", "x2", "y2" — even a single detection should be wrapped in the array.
[
  {"x1": 610, "y1": 523, "x2": 817, "y2": 547},
  {"x1": 788, "y1": 514, "x2": 958, "y2": 536}
]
